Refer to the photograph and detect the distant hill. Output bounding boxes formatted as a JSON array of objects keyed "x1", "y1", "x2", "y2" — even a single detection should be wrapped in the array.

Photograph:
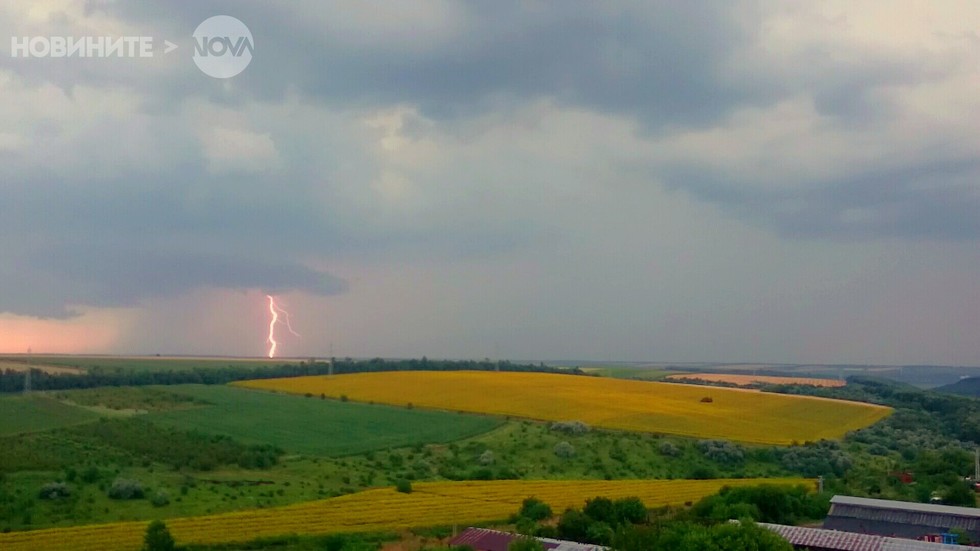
[{"x1": 936, "y1": 376, "x2": 980, "y2": 397}]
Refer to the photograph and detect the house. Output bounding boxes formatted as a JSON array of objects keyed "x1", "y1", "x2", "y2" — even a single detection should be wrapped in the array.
[
  {"x1": 447, "y1": 527, "x2": 606, "y2": 551},
  {"x1": 759, "y1": 522, "x2": 967, "y2": 551},
  {"x1": 823, "y1": 495, "x2": 980, "y2": 541}
]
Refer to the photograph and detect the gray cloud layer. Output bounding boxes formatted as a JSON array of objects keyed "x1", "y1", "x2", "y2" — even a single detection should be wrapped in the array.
[{"x1": 1, "y1": 0, "x2": 979, "y2": 365}]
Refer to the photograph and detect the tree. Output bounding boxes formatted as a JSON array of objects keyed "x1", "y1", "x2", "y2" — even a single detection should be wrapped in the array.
[
  {"x1": 557, "y1": 508, "x2": 591, "y2": 542},
  {"x1": 142, "y1": 520, "x2": 175, "y2": 551},
  {"x1": 519, "y1": 497, "x2": 553, "y2": 521},
  {"x1": 583, "y1": 497, "x2": 616, "y2": 524},
  {"x1": 613, "y1": 497, "x2": 647, "y2": 524}
]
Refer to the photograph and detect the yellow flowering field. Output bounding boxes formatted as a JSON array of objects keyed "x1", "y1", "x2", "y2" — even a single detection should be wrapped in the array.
[
  {"x1": 0, "y1": 478, "x2": 811, "y2": 551},
  {"x1": 236, "y1": 371, "x2": 890, "y2": 445}
]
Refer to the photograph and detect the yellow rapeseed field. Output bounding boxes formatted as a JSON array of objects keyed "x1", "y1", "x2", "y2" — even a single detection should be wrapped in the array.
[
  {"x1": 0, "y1": 478, "x2": 811, "y2": 551},
  {"x1": 237, "y1": 371, "x2": 890, "y2": 445}
]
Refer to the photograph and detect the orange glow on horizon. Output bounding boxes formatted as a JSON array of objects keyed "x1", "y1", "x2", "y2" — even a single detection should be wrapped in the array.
[{"x1": 0, "y1": 309, "x2": 124, "y2": 354}]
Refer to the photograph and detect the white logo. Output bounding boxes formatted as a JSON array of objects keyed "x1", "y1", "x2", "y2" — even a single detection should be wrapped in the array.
[{"x1": 192, "y1": 15, "x2": 253, "y2": 79}]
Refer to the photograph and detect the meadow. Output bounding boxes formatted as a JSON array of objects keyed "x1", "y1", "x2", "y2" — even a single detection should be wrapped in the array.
[
  {"x1": 147, "y1": 385, "x2": 503, "y2": 456},
  {"x1": 0, "y1": 478, "x2": 811, "y2": 551},
  {"x1": 0, "y1": 395, "x2": 99, "y2": 436},
  {"x1": 237, "y1": 371, "x2": 891, "y2": 445}
]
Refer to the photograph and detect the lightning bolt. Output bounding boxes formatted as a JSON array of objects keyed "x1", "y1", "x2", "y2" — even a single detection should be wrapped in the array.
[
  {"x1": 266, "y1": 295, "x2": 279, "y2": 358},
  {"x1": 266, "y1": 295, "x2": 301, "y2": 358}
]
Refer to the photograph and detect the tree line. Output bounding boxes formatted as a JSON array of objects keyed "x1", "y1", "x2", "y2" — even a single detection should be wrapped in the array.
[{"x1": 0, "y1": 358, "x2": 583, "y2": 393}]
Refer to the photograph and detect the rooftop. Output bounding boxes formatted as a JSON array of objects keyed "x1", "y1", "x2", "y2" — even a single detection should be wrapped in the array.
[
  {"x1": 448, "y1": 527, "x2": 606, "y2": 551},
  {"x1": 760, "y1": 523, "x2": 965, "y2": 551},
  {"x1": 830, "y1": 496, "x2": 980, "y2": 519}
]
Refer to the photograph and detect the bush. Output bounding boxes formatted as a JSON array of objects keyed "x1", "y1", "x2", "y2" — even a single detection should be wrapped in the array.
[
  {"x1": 614, "y1": 497, "x2": 647, "y2": 524},
  {"x1": 478, "y1": 450, "x2": 496, "y2": 465},
  {"x1": 39, "y1": 482, "x2": 71, "y2": 500},
  {"x1": 658, "y1": 441, "x2": 681, "y2": 457},
  {"x1": 108, "y1": 478, "x2": 144, "y2": 500},
  {"x1": 520, "y1": 497, "x2": 553, "y2": 521},
  {"x1": 549, "y1": 420, "x2": 591, "y2": 434},
  {"x1": 697, "y1": 439, "x2": 745, "y2": 463},
  {"x1": 554, "y1": 441, "x2": 576, "y2": 459},
  {"x1": 395, "y1": 479, "x2": 412, "y2": 493},
  {"x1": 150, "y1": 491, "x2": 170, "y2": 507}
]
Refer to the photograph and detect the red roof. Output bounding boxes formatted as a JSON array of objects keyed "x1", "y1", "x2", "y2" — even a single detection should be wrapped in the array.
[
  {"x1": 758, "y1": 522, "x2": 965, "y2": 551},
  {"x1": 448, "y1": 527, "x2": 606, "y2": 551}
]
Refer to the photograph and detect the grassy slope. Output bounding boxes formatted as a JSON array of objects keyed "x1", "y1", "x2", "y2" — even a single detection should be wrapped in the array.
[
  {"x1": 148, "y1": 385, "x2": 504, "y2": 456},
  {"x1": 0, "y1": 395, "x2": 99, "y2": 435},
  {"x1": 238, "y1": 371, "x2": 892, "y2": 445}
]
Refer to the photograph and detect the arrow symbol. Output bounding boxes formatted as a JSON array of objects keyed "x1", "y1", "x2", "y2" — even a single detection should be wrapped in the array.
[{"x1": 163, "y1": 40, "x2": 178, "y2": 54}]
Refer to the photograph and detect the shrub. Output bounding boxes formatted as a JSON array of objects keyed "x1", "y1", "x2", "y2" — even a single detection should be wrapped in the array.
[
  {"x1": 39, "y1": 482, "x2": 71, "y2": 500},
  {"x1": 554, "y1": 441, "x2": 576, "y2": 459},
  {"x1": 150, "y1": 491, "x2": 170, "y2": 507},
  {"x1": 395, "y1": 479, "x2": 412, "y2": 493},
  {"x1": 549, "y1": 420, "x2": 591, "y2": 434},
  {"x1": 698, "y1": 440, "x2": 745, "y2": 463},
  {"x1": 520, "y1": 497, "x2": 554, "y2": 521},
  {"x1": 658, "y1": 441, "x2": 681, "y2": 457},
  {"x1": 108, "y1": 478, "x2": 144, "y2": 500}
]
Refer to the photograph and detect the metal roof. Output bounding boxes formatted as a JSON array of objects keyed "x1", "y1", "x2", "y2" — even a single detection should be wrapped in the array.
[
  {"x1": 448, "y1": 527, "x2": 607, "y2": 551},
  {"x1": 830, "y1": 496, "x2": 980, "y2": 519},
  {"x1": 759, "y1": 523, "x2": 965, "y2": 551}
]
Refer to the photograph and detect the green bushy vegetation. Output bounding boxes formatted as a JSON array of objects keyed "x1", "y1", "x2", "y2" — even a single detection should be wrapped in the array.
[
  {"x1": 53, "y1": 386, "x2": 207, "y2": 412},
  {"x1": 509, "y1": 487, "x2": 807, "y2": 550}
]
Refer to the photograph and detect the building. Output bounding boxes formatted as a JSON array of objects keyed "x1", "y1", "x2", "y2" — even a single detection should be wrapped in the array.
[
  {"x1": 448, "y1": 527, "x2": 606, "y2": 551},
  {"x1": 823, "y1": 495, "x2": 980, "y2": 541},
  {"x1": 759, "y1": 522, "x2": 967, "y2": 551}
]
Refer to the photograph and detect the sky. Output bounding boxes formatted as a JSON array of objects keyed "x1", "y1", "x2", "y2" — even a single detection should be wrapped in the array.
[{"x1": 0, "y1": 1, "x2": 979, "y2": 364}]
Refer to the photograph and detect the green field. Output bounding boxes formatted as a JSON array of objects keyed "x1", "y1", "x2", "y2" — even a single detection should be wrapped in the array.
[
  {"x1": 146, "y1": 385, "x2": 504, "y2": 456},
  {"x1": 581, "y1": 366, "x2": 675, "y2": 380},
  {"x1": 0, "y1": 355, "x2": 291, "y2": 373},
  {"x1": 0, "y1": 395, "x2": 99, "y2": 435}
]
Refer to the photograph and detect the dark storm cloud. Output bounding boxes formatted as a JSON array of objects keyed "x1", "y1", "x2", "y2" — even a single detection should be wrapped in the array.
[
  {"x1": 75, "y1": 1, "x2": 765, "y2": 129},
  {"x1": 662, "y1": 156, "x2": 980, "y2": 240},
  {"x1": 2, "y1": 0, "x2": 979, "y2": 323},
  {"x1": 4, "y1": 246, "x2": 346, "y2": 319}
]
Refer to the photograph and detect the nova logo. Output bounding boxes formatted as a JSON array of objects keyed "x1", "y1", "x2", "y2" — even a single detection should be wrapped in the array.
[{"x1": 192, "y1": 15, "x2": 253, "y2": 79}]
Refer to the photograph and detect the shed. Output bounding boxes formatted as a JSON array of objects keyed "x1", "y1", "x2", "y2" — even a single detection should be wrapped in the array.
[{"x1": 824, "y1": 495, "x2": 980, "y2": 541}]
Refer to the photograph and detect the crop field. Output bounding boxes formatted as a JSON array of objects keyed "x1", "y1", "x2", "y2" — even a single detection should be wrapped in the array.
[
  {"x1": 665, "y1": 373, "x2": 846, "y2": 388},
  {"x1": 0, "y1": 478, "x2": 811, "y2": 551},
  {"x1": 237, "y1": 372, "x2": 891, "y2": 445},
  {"x1": 145, "y1": 385, "x2": 503, "y2": 455},
  {"x1": 0, "y1": 395, "x2": 99, "y2": 436}
]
